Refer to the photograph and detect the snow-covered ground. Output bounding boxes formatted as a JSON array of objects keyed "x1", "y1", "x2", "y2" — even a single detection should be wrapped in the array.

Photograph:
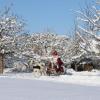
[
  {"x1": 0, "y1": 77, "x2": 100, "y2": 100},
  {"x1": 0, "y1": 69, "x2": 100, "y2": 100},
  {"x1": 2, "y1": 69, "x2": 100, "y2": 86}
]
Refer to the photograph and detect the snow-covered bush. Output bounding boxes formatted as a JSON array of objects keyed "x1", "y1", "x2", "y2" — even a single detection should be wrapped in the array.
[{"x1": 12, "y1": 61, "x2": 28, "y2": 72}]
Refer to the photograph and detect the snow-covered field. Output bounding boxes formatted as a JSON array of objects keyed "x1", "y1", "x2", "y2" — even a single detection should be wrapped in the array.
[
  {"x1": 0, "y1": 77, "x2": 100, "y2": 100},
  {"x1": 0, "y1": 69, "x2": 100, "y2": 100},
  {"x1": 2, "y1": 69, "x2": 100, "y2": 86}
]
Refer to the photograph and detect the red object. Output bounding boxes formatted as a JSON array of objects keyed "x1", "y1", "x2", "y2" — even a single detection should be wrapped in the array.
[
  {"x1": 56, "y1": 66, "x2": 64, "y2": 73},
  {"x1": 51, "y1": 49, "x2": 64, "y2": 73},
  {"x1": 57, "y1": 58, "x2": 63, "y2": 67}
]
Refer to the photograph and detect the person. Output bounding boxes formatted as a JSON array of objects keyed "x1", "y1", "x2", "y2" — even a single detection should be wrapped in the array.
[
  {"x1": 51, "y1": 49, "x2": 64, "y2": 74},
  {"x1": 56, "y1": 58, "x2": 64, "y2": 73}
]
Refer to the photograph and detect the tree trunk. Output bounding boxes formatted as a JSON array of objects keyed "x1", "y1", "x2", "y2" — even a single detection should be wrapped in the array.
[{"x1": 0, "y1": 53, "x2": 4, "y2": 74}]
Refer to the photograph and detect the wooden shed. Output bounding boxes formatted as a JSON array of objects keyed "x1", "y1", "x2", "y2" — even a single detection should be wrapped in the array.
[{"x1": 71, "y1": 57, "x2": 94, "y2": 71}]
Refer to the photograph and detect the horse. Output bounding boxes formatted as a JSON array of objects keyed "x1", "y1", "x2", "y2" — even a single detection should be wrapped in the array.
[{"x1": 33, "y1": 62, "x2": 46, "y2": 77}]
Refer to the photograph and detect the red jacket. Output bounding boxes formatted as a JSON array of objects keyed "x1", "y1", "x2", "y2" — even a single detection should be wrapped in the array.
[{"x1": 57, "y1": 58, "x2": 63, "y2": 67}]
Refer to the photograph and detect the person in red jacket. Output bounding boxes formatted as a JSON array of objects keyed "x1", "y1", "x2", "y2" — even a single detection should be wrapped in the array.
[
  {"x1": 51, "y1": 49, "x2": 64, "y2": 73},
  {"x1": 56, "y1": 57, "x2": 64, "y2": 72}
]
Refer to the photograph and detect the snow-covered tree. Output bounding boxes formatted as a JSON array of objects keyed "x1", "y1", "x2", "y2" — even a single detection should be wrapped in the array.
[
  {"x1": 74, "y1": 1, "x2": 100, "y2": 56},
  {"x1": 0, "y1": 7, "x2": 25, "y2": 54},
  {"x1": 31, "y1": 32, "x2": 71, "y2": 62},
  {"x1": 0, "y1": 6, "x2": 26, "y2": 70}
]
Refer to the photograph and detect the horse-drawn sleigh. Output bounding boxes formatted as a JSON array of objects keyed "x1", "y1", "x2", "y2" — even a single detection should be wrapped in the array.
[{"x1": 32, "y1": 50, "x2": 65, "y2": 76}]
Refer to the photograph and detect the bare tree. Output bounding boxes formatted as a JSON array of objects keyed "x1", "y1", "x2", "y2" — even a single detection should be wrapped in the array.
[{"x1": 74, "y1": 1, "x2": 100, "y2": 56}]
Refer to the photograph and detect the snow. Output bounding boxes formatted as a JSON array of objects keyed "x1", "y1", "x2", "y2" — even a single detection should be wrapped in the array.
[
  {"x1": 89, "y1": 39, "x2": 99, "y2": 53},
  {"x1": 2, "y1": 69, "x2": 100, "y2": 87},
  {"x1": 0, "y1": 69, "x2": 100, "y2": 100},
  {"x1": 0, "y1": 76, "x2": 100, "y2": 100}
]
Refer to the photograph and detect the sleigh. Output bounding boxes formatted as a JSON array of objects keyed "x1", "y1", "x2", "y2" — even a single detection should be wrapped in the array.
[{"x1": 46, "y1": 62, "x2": 65, "y2": 76}]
